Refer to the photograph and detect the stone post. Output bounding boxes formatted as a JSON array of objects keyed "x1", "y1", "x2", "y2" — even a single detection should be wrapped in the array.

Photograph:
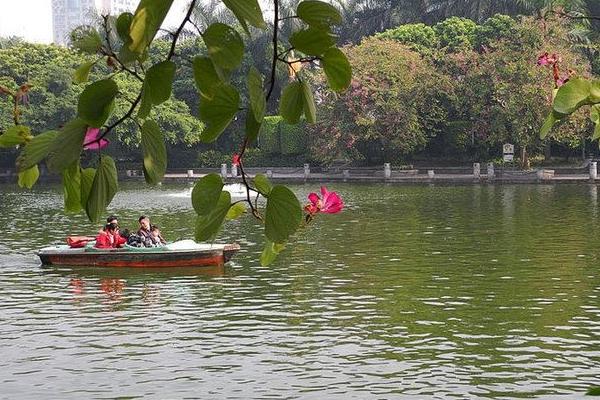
[
  {"x1": 473, "y1": 163, "x2": 480, "y2": 179},
  {"x1": 536, "y1": 169, "x2": 544, "y2": 182},
  {"x1": 487, "y1": 163, "x2": 495, "y2": 180},
  {"x1": 221, "y1": 163, "x2": 228, "y2": 179},
  {"x1": 231, "y1": 164, "x2": 238, "y2": 177},
  {"x1": 303, "y1": 163, "x2": 310, "y2": 179},
  {"x1": 384, "y1": 163, "x2": 391, "y2": 179},
  {"x1": 342, "y1": 169, "x2": 350, "y2": 181},
  {"x1": 427, "y1": 170, "x2": 435, "y2": 179},
  {"x1": 266, "y1": 169, "x2": 273, "y2": 178},
  {"x1": 590, "y1": 162, "x2": 597, "y2": 181},
  {"x1": 187, "y1": 169, "x2": 194, "y2": 178}
]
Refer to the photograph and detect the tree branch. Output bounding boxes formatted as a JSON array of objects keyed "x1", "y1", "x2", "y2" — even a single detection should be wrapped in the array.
[
  {"x1": 167, "y1": 0, "x2": 198, "y2": 60},
  {"x1": 266, "y1": 0, "x2": 280, "y2": 102}
]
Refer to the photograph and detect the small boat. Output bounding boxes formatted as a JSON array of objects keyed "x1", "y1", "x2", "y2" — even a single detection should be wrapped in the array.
[{"x1": 38, "y1": 240, "x2": 240, "y2": 268}]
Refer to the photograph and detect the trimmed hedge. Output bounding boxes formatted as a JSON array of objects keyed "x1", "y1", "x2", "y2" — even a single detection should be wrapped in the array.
[{"x1": 259, "y1": 116, "x2": 307, "y2": 155}]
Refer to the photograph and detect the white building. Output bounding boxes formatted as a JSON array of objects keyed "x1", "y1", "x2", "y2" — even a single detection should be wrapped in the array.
[
  {"x1": 96, "y1": 0, "x2": 137, "y2": 15},
  {"x1": 51, "y1": 0, "x2": 136, "y2": 45}
]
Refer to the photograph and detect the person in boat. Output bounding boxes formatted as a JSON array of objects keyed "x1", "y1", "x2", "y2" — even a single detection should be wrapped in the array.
[
  {"x1": 150, "y1": 225, "x2": 165, "y2": 247},
  {"x1": 95, "y1": 223, "x2": 126, "y2": 249},
  {"x1": 97, "y1": 215, "x2": 119, "y2": 235},
  {"x1": 136, "y1": 216, "x2": 166, "y2": 247}
]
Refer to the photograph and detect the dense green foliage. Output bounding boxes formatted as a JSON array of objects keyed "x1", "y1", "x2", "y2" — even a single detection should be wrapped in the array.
[
  {"x1": 310, "y1": 14, "x2": 595, "y2": 166},
  {"x1": 0, "y1": 40, "x2": 203, "y2": 153}
]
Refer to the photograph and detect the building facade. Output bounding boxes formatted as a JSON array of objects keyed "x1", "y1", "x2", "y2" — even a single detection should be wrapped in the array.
[
  {"x1": 52, "y1": 0, "x2": 136, "y2": 45},
  {"x1": 97, "y1": 0, "x2": 137, "y2": 15}
]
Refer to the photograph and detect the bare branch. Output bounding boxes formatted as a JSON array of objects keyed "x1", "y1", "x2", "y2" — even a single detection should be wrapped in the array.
[
  {"x1": 167, "y1": 0, "x2": 199, "y2": 60},
  {"x1": 266, "y1": 0, "x2": 280, "y2": 102}
]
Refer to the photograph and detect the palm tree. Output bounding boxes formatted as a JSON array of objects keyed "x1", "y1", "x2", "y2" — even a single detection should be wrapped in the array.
[{"x1": 421, "y1": 0, "x2": 527, "y2": 22}]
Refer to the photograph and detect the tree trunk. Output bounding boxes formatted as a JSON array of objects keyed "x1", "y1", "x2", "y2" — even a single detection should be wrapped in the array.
[
  {"x1": 521, "y1": 146, "x2": 530, "y2": 170},
  {"x1": 544, "y1": 141, "x2": 551, "y2": 161}
]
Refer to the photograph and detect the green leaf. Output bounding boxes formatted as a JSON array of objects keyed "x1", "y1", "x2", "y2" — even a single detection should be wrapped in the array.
[
  {"x1": 85, "y1": 155, "x2": 118, "y2": 223},
  {"x1": 203, "y1": 23, "x2": 244, "y2": 70},
  {"x1": 591, "y1": 104, "x2": 600, "y2": 124},
  {"x1": 289, "y1": 27, "x2": 336, "y2": 56},
  {"x1": 193, "y1": 56, "x2": 221, "y2": 100},
  {"x1": 587, "y1": 387, "x2": 600, "y2": 396},
  {"x1": 16, "y1": 130, "x2": 60, "y2": 172},
  {"x1": 123, "y1": 0, "x2": 174, "y2": 61},
  {"x1": 77, "y1": 79, "x2": 118, "y2": 127},
  {"x1": 265, "y1": 185, "x2": 302, "y2": 243},
  {"x1": 0, "y1": 125, "x2": 33, "y2": 148},
  {"x1": 253, "y1": 173, "x2": 272, "y2": 196},
  {"x1": 46, "y1": 119, "x2": 88, "y2": 173},
  {"x1": 247, "y1": 67, "x2": 266, "y2": 122},
  {"x1": 141, "y1": 120, "x2": 167, "y2": 185},
  {"x1": 116, "y1": 12, "x2": 134, "y2": 42},
  {"x1": 301, "y1": 81, "x2": 316, "y2": 123},
  {"x1": 590, "y1": 80, "x2": 600, "y2": 103},
  {"x1": 192, "y1": 173, "x2": 224, "y2": 215},
  {"x1": 138, "y1": 89, "x2": 152, "y2": 119},
  {"x1": 553, "y1": 78, "x2": 592, "y2": 115},
  {"x1": 62, "y1": 162, "x2": 82, "y2": 213},
  {"x1": 80, "y1": 167, "x2": 96, "y2": 210},
  {"x1": 73, "y1": 60, "x2": 95, "y2": 84},
  {"x1": 71, "y1": 27, "x2": 103, "y2": 54},
  {"x1": 195, "y1": 191, "x2": 231, "y2": 241},
  {"x1": 593, "y1": 122, "x2": 600, "y2": 141},
  {"x1": 199, "y1": 83, "x2": 240, "y2": 142},
  {"x1": 322, "y1": 47, "x2": 351, "y2": 92},
  {"x1": 260, "y1": 240, "x2": 286, "y2": 266},
  {"x1": 138, "y1": 60, "x2": 176, "y2": 118},
  {"x1": 591, "y1": 105, "x2": 600, "y2": 140},
  {"x1": 280, "y1": 81, "x2": 304, "y2": 124},
  {"x1": 245, "y1": 108, "x2": 262, "y2": 142},
  {"x1": 17, "y1": 165, "x2": 39, "y2": 189},
  {"x1": 226, "y1": 202, "x2": 246, "y2": 220},
  {"x1": 222, "y1": 0, "x2": 266, "y2": 31},
  {"x1": 297, "y1": 1, "x2": 342, "y2": 29},
  {"x1": 540, "y1": 112, "x2": 558, "y2": 139}
]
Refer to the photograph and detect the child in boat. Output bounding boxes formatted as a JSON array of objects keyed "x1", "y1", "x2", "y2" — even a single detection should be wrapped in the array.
[
  {"x1": 95, "y1": 223, "x2": 126, "y2": 249},
  {"x1": 150, "y1": 225, "x2": 165, "y2": 247}
]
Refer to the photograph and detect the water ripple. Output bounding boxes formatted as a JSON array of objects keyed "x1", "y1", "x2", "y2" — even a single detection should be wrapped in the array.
[{"x1": 1, "y1": 183, "x2": 600, "y2": 398}]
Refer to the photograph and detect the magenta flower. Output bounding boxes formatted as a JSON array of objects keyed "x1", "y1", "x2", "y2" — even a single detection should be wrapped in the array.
[
  {"x1": 83, "y1": 127, "x2": 109, "y2": 151},
  {"x1": 305, "y1": 186, "x2": 344, "y2": 215}
]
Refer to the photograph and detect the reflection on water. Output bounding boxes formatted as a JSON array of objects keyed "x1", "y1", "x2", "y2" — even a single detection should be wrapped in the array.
[{"x1": 1, "y1": 182, "x2": 600, "y2": 398}]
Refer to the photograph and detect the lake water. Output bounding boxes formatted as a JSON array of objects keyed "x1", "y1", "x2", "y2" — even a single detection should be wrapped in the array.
[{"x1": 1, "y1": 182, "x2": 600, "y2": 399}]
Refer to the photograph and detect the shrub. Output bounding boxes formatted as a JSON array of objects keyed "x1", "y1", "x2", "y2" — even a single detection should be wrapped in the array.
[
  {"x1": 434, "y1": 17, "x2": 478, "y2": 51},
  {"x1": 196, "y1": 149, "x2": 228, "y2": 167},
  {"x1": 376, "y1": 23, "x2": 439, "y2": 56},
  {"x1": 258, "y1": 116, "x2": 307, "y2": 155}
]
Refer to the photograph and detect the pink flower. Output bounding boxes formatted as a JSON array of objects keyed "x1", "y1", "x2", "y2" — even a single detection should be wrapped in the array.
[
  {"x1": 305, "y1": 186, "x2": 343, "y2": 215},
  {"x1": 537, "y1": 52, "x2": 549, "y2": 66},
  {"x1": 556, "y1": 77, "x2": 568, "y2": 87},
  {"x1": 232, "y1": 153, "x2": 240, "y2": 166},
  {"x1": 83, "y1": 127, "x2": 109, "y2": 151}
]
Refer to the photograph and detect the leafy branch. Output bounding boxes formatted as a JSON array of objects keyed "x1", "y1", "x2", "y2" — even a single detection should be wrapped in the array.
[{"x1": 1, "y1": 0, "x2": 352, "y2": 266}]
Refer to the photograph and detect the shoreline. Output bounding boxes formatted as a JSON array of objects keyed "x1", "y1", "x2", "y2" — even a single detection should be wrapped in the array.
[{"x1": 1, "y1": 169, "x2": 598, "y2": 185}]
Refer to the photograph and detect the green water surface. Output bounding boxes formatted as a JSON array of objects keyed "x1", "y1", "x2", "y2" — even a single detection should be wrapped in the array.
[{"x1": 1, "y1": 182, "x2": 599, "y2": 398}]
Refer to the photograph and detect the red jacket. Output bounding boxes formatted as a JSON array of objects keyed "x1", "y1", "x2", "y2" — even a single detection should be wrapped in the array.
[{"x1": 95, "y1": 231, "x2": 126, "y2": 249}]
